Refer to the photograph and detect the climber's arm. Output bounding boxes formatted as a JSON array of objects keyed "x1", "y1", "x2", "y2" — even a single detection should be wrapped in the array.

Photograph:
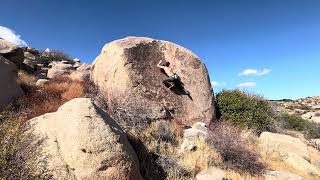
[{"x1": 157, "y1": 60, "x2": 164, "y2": 69}]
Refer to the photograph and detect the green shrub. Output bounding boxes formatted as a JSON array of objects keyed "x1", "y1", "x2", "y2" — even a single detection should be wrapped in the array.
[
  {"x1": 303, "y1": 122, "x2": 320, "y2": 139},
  {"x1": 277, "y1": 113, "x2": 320, "y2": 139},
  {"x1": 216, "y1": 90, "x2": 274, "y2": 134},
  {"x1": 277, "y1": 113, "x2": 308, "y2": 131}
]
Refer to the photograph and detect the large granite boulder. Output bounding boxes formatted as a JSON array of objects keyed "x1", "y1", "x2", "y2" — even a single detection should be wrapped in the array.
[
  {"x1": 92, "y1": 36, "x2": 215, "y2": 129},
  {"x1": 0, "y1": 39, "x2": 24, "y2": 65},
  {"x1": 0, "y1": 56, "x2": 23, "y2": 108},
  {"x1": 29, "y1": 98, "x2": 142, "y2": 180}
]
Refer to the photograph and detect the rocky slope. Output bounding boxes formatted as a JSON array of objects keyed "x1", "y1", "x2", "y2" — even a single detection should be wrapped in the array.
[{"x1": 272, "y1": 96, "x2": 320, "y2": 123}]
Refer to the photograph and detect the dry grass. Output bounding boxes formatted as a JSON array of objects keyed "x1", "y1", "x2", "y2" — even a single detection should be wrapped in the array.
[
  {"x1": 137, "y1": 120, "x2": 183, "y2": 156},
  {"x1": 11, "y1": 75, "x2": 86, "y2": 120},
  {"x1": 178, "y1": 139, "x2": 222, "y2": 178},
  {"x1": 17, "y1": 71, "x2": 38, "y2": 93}
]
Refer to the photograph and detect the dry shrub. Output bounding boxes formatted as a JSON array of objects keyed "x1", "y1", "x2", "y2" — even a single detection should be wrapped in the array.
[
  {"x1": 138, "y1": 120, "x2": 183, "y2": 156},
  {"x1": 83, "y1": 79, "x2": 108, "y2": 110},
  {"x1": 207, "y1": 122, "x2": 266, "y2": 175},
  {"x1": 178, "y1": 139, "x2": 222, "y2": 178},
  {"x1": 62, "y1": 81, "x2": 85, "y2": 101},
  {"x1": 0, "y1": 110, "x2": 52, "y2": 179},
  {"x1": 128, "y1": 120, "x2": 188, "y2": 180},
  {"x1": 12, "y1": 76, "x2": 85, "y2": 120},
  {"x1": 17, "y1": 71, "x2": 38, "y2": 94}
]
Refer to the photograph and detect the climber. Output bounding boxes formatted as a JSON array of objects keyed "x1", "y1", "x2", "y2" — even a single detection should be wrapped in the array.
[
  {"x1": 157, "y1": 60, "x2": 180, "y2": 89},
  {"x1": 157, "y1": 60, "x2": 192, "y2": 99}
]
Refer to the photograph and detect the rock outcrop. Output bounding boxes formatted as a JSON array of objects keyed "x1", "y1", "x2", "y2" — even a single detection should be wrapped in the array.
[
  {"x1": 180, "y1": 122, "x2": 208, "y2": 153},
  {"x1": 272, "y1": 96, "x2": 320, "y2": 123},
  {"x1": 259, "y1": 132, "x2": 319, "y2": 176},
  {"x1": 47, "y1": 62, "x2": 75, "y2": 79},
  {"x1": 0, "y1": 39, "x2": 24, "y2": 65},
  {"x1": 196, "y1": 167, "x2": 226, "y2": 180},
  {"x1": 0, "y1": 56, "x2": 23, "y2": 107},
  {"x1": 92, "y1": 36, "x2": 215, "y2": 129},
  {"x1": 29, "y1": 98, "x2": 142, "y2": 180},
  {"x1": 264, "y1": 170, "x2": 303, "y2": 180}
]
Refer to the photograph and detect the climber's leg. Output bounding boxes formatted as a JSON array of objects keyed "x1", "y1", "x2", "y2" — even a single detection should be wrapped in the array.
[{"x1": 163, "y1": 76, "x2": 175, "y2": 88}]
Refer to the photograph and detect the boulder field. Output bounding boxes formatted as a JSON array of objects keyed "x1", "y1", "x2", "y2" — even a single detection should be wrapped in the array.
[{"x1": 92, "y1": 36, "x2": 215, "y2": 129}]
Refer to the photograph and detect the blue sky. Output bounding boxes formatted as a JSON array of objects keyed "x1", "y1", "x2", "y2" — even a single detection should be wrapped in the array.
[{"x1": 1, "y1": 0, "x2": 319, "y2": 100}]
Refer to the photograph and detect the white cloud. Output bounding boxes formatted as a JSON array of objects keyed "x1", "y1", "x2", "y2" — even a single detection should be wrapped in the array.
[
  {"x1": 237, "y1": 82, "x2": 256, "y2": 88},
  {"x1": 257, "y1": 68, "x2": 271, "y2": 76},
  {"x1": 238, "y1": 68, "x2": 271, "y2": 76},
  {"x1": 0, "y1": 26, "x2": 27, "y2": 46},
  {"x1": 238, "y1": 69, "x2": 258, "y2": 76},
  {"x1": 211, "y1": 81, "x2": 227, "y2": 87},
  {"x1": 211, "y1": 81, "x2": 219, "y2": 87}
]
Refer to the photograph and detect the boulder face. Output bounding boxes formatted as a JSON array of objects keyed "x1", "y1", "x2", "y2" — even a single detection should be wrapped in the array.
[
  {"x1": 29, "y1": 98, "x2": 142, "y2": 180},
  {"x1": 0, "y1": 39, "x2": 24, "y2": 65},
  {"x1": 92, "y1": 36, "x2": 215, "y2": 128},
  {"x1": 0, "y1": 56, "x2": 23, "y2": 108}
]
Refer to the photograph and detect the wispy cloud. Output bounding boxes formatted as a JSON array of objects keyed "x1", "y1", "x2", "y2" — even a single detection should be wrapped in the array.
[
  {"x1": 237, "y1": 82, "x2": 256, "y2": 88},
  {"x1": 211, "y1": 81, "x2": 219, "y2": 87},
  {"x1": 238, "y1": 68, "x2": 271, "y2": 76},
  {"x1": 0, "y1": 26, "x2": 27, "y2": 46},
  {"x1": 258, "y1": 68, "x2": 271, "y2": 76},
  {"x1": 211, "y1": 81, "x2": 227, "y2": 88}
]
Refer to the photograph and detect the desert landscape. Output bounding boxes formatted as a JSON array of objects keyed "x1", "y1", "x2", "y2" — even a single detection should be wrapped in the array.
[
  {"x1": 1, "y1": 1, "x2": 320, "y2": 180},
  {"x1": 1, "y1": 36, "x2": 320, "y2": 180}
]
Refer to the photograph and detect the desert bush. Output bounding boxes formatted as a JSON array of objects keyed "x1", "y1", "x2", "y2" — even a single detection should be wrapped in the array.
[
  {"x1": 216, "y1": 90, "x2": 275, "y2": 134},
  {"x1": 304, "y1": 122, "x2": 320, "y2": 139},
  {"x1": 36, "y1": 50, "x2": 73, "y2": 66},
  {"x1": 83, "y1": 79, "x2": 108, "y2": 110},
  {"x1": 207, "y1": 122, "x2": 266, "y2": 175},
  {"x1": 276, "y1": 113, "x2": 320, "y2": 139},
  {"x1": 277, "y1": 113, "x2": 308, "y2": 131},
  {"x1": 0, "y1": 109, "x2": 52, "y2": 179},
  {"x1": 178, "y1": 139, "x2": 222, "y2": 178},
  {"x1": 137, "y1": 120, "x2": 182, "y2": 156},
  {"x1": 17, "y1": 71, "x2": 38, "y2": 94},
  {"x1": 128, "y1": 120, "x2": 188, "y2": 180}
]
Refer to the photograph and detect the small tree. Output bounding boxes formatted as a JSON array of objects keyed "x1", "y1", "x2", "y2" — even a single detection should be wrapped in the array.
[{"x1": 216, "y1": 90, "x2": 275, "y2": 134}]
